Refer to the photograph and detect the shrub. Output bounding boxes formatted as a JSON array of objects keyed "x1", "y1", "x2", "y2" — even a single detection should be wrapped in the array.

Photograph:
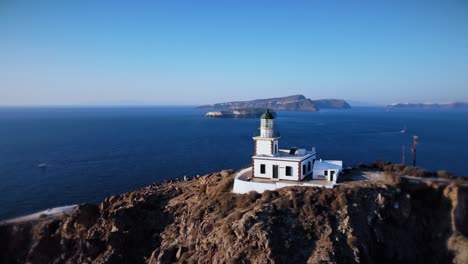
[
  {"x1": 402, "y1": 167, "x2": 432, "y2": 178},
  {"x1": 357, "y1": 163, "x2": 369, "y2": 170},
  {"x1": 317, "y1": 191, "x2": 332, "y2": 207},
  {"x1": 383, "y1": 165, "x2": 393, "y2": 171},
  {"x1": 392, "y1": 164, "x2": 406, "y2": 172},
  {"x1": 373, "y1": 160, "x2": 391, "y2": 170},
  {"x1": 199, "y1": 184, "x2": 207, "y2": 195},
  {"x1": 191, "y1": 204, "x2": 205, "y2": 221},
  {"x1": 347, "y1": 235, "x2": 358, "y2": 248},
  {"x1": 261, "y1": 190, "x2": 278, "y2": 203},
  {"x1": 436, "y1": 170, "x2": 455, "y2": 179},
  {"x1": 331, "y1": 192, "x2": 347, "y2": 211},
  {"x1": 455, "y1": 177, "x2": 466, "y2": 185},
  {"x1": 224, "y1": 210, "x2": 243, "y2": 223},
  {"x1": 236, "y1": 191, "x2": 260, "y2": 208},
  {"x1": 216, "y1": 193, "x2": 237, "y2": 218},
  {"x1": 383, "y1": 171, "x2": 402, "y2": 184},
  {"x1": 209, "y1": 177, "x2": 234, "y2": 198}
]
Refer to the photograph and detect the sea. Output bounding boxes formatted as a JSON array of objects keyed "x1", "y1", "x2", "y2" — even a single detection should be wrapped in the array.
[{"x1": 0, "y1": 106, "x2": 467, "y2": 220}]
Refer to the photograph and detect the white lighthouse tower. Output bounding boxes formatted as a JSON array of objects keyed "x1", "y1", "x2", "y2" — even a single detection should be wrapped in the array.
[
  {"x1": 233, "y1": 109, "x2": 343, "y2": 193},
  {"x1": 253, "y1": 109, "x2": 280, "y2": 156}
]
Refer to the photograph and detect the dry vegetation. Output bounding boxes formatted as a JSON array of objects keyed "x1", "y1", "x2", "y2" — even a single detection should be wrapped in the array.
[{"x1": 370, "y1": 160, "x2": 464, "y2": 180}]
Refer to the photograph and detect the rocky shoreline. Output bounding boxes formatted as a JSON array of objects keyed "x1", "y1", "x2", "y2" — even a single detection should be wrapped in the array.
[
  {"x1": 0, "y1": 205, "x2": 77, "y2": 226},
  {"x1": 0, "y1": 167, "x2": 467, "y2": 263}
]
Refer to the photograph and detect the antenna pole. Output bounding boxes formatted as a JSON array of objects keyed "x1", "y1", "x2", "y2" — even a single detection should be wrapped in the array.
[{"x1": 411, "y1": 135, "x2": 418, "y2": 167}]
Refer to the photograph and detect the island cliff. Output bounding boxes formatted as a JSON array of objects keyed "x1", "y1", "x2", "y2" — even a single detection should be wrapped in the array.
[
  {"x1": 199, "y1": 95, "x2": 351, "y2": 111},
  {"x1": 387, "y1": 102, "x2": 468, "y2": 109},
  {"x1": 1, "y1": 167, "x2": 467, "y2": 264}
]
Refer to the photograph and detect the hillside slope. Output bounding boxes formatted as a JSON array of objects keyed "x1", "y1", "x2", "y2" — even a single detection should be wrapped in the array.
[{"x1": 0, "y1": 170, "x2": 467, "y2": 264}]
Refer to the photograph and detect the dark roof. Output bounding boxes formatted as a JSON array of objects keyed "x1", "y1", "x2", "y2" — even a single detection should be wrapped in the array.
[{"x1": 261, "y1": 109, "x2": 275, "y2": 119}]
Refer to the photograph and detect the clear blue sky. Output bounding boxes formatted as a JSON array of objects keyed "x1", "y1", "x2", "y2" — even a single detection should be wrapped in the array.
[{"x1": 1, "y1": 0, "x2": 468, "y2": 106}]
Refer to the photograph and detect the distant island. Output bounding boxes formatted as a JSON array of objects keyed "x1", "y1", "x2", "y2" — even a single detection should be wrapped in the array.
[
  {"x1": 199, "y1": 95, "x2": 351, "y2": 112},
  {"x1": 205, "y1": 108, "x2": 277, "y2": 118},
  {"x1": 387, "y1": 102, "x2": 468, "y2": 109}
]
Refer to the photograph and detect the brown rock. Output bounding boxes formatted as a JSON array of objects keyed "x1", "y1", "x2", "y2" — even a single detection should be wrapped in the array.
[{"x1": 0, "y1": 170, "x2": 466, "y2": 264}]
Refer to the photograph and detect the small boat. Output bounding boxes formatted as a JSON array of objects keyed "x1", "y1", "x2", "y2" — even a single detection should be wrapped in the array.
[
  {"x1": 400, "y1": 126, "x2": 406, "y2": 134},
  {"x1": 37, "y1": 163, "x2": 47, "y2": 168}
]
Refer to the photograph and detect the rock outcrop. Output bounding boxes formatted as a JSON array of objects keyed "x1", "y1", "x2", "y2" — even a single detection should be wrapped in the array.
[
  {"x1": 199, "y1": 95, "x2": 351, "y2": 111},
  {"x1": 0, "y1": 170, "x2": 467, "y2": 264}
]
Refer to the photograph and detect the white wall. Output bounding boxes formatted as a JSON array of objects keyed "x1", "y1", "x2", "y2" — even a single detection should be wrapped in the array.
[
  {"x1": 233, "y1": 179, "x2": 335, "y2": 194},
  {"x1": 299, "y1": 156, "x2": 315, "y2": 180},
  {"x1": 312, "y1": 168, "x2": 340, "y2": 182},
  {"x1": 312, "y1": 160, "x2": 342, "y2": 182},
  {"x1": 312, "y1": 169, "x2": 328, "y2": 180},
  {"x1": 253, "y1": 158, "x2": 300, "y2": 181},
  {"x1": 233, "y1": 167, "x2": 336, "y2": 194},
  {"x1": 233, "y1": 178, "x2": 277, "y2": 194},
  {"x1": 273, "y1": 141, "x2": 279, "y2": 155},
  {"x1": 256, "y1": 140, "x2": 272, "y2": 155}
]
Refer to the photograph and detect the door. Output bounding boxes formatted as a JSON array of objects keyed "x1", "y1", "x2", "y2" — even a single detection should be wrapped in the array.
[
  {"x1": 273, "y1": 165, "x2": 279, "y2": 179},
  {"x1": 330, "y1": 170, "x2": 335, "y2": 181}
]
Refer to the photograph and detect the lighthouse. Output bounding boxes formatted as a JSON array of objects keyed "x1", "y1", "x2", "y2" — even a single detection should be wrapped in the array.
[
  {"x1": 251, "y1": 109, "x2": 316, "y2": 181},
  {"x1": 233, "y1": 109, "x2": 343, "y2": 193},
  {"x1": 253, "y1": 109, "x2": 280, "y2": 157}
]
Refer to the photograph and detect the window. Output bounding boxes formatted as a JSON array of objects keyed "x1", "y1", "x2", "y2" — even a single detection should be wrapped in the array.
[
  {"x1": 260, "y1": 164, "x2": 266, "y2": 174},
  {"x1": 324, "y1": 170, "x2": 328, "y2": 176},
  {"x1": 303, "y1": 165, "x2": 306, "y2": 175},
  {"x1": 308, "y1": 161, "x2": 311, "y2": 171},
  {"x1": 285, "y1": 166, "x2": 292, "y2": 176}
]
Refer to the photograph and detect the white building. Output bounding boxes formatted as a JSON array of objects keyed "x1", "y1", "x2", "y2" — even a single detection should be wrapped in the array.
[{"x1": 233, "y1": 109, "x2": 343, "y2": 194}]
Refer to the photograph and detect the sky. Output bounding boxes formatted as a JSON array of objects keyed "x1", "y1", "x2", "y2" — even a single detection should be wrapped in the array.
[{"x1": 1, "y1": 0, "x2": 468, "y2": 106}]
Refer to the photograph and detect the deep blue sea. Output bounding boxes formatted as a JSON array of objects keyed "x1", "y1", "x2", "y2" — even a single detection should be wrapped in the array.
[{"x1": 0, "y1": 106, "x2": 467, "y2": 220}]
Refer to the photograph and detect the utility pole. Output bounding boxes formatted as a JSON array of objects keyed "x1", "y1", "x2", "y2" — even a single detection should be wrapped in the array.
[{"x1": 411, "y1": 135, "x2": 418, "y2": 167}]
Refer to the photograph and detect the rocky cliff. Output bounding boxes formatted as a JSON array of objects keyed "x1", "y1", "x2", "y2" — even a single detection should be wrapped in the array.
[
  {"x1": 313, "y1": 99, "x2": 351, "y2": 109},
  {"x1": 199, "y1": 95, "x2": 351, "y2": 111},
  {"x1": 0, "y1": 170, "x2": 467, "y2": 264}
]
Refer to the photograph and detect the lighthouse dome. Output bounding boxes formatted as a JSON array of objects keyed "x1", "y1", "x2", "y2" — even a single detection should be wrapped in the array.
[{"x1": 261, "y1": 109, "x2": 275, "y2": 119}]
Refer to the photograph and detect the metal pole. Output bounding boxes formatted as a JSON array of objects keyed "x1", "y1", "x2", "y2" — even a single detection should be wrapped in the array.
[{"x1": 411, "y1": 135, "x2": 418, "y2": 167}]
